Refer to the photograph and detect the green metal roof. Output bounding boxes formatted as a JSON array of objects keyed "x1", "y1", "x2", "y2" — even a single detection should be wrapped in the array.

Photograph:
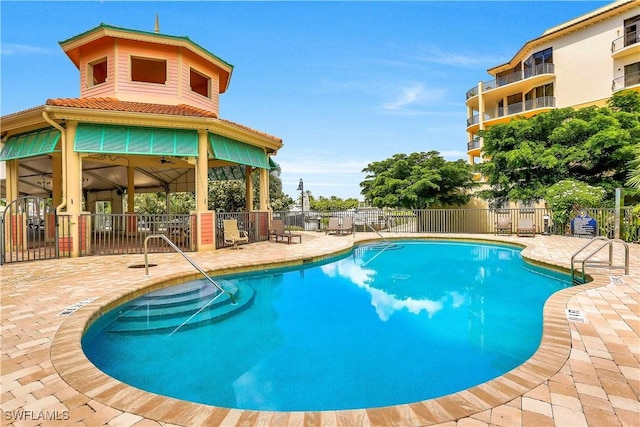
[
  {"x1": 0, "y1": 127, "x2": 61, "y2": 161},
  {"x1": 59, "y1": 23, "x2": 233, "y2": 70},
  {"x1": 75, "y1": 123, "x2": 198, "y2": 156},
  {"x1": 209, "y1": 133, "x2": 270, "y2": 169},
  {"x1": 209, "y1": 165, "x2": 246, "y2": 181}
]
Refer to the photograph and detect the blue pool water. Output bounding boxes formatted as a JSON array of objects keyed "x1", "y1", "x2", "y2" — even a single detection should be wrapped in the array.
[{"x1": 82, "y1": 240, "x2": 570, "y2": 411}]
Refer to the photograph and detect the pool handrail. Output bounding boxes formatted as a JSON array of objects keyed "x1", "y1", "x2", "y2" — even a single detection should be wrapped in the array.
[
  {"x1": 361, "y1": 222, "x2": 397, "y2": 267},
  {"x1": 144, "y1": 234, "x2": 233, "y2": 300},
  {"x1": 570, "y1": 236, "x2": 629, "y2": 284}
]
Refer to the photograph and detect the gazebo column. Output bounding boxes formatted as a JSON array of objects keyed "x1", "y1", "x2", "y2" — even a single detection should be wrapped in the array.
[
  {"x1": 59, "y1": 122, "x2": 90, "y2": 257},
  {"x1": 245, "y1": 166, "x2": 254, "y2": 211},
  {"x1": 259, "y1": 167, "x2": 269, "y2": 212},
  {"x1": 4, "y1": 159, "x2": 19, "y2": 204},
  {"x1": 126, "y1": 166, "x2": 137, "y2": 236},
  {"x1": 193, "y1": 129, "x2": 215, "y2": 251},
  {"x1": 47, "y1": 156, "x2": 63, "y2": 242}
]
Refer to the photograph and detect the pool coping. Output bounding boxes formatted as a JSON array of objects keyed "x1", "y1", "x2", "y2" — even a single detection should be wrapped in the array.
[{"x1": 49, "y1": 236, "x2": 612, "y2": 425}]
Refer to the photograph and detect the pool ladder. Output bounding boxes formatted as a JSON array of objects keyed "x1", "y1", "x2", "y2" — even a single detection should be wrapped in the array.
[
  {"x1": 144, "y1": 234, "x2": 236, "y2": 336},
  {"x1": 570, "y1": 236, "x2": 630, "y2": 285}
]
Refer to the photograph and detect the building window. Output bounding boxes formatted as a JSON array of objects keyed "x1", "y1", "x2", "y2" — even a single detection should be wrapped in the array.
[
  {"x1": 190, "y1": 68, "x2": 210, "y2": 98},
  {"x1": 507, "y1": 93, "x2": 523, "y2": 115},
  {"x1": 624, "y1": 15, "x2": 640, "y2": 47},
  {"x1": 88, "y1": 57, "x2": 108, "y2": 86},
  {"x1": 131, "y1": 57, "x2": 167, "y2": 84},
  {"x1": 524, "y1": 47, "x2": 552, "y2": 78},
  {"x1": 624, "y1": 62, "x2": 640, "y2": 88},
  {"x1": 525, "y1": 83, "x2": 554, "y2": 109}
]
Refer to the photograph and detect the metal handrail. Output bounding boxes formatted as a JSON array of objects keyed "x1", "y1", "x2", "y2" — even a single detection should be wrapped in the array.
[
  {"x1": 144, "y1": 234, "x2": 232, "y2": 299},
  {"x1": 144, "y1": 234, "x2": 237, "y2": 336},
  {"x1": 570, "y1": 237, "x2": 630, "y2": 284},
  {"x1": 361, "y1": 222, "x2": 396, "y2": 267}
]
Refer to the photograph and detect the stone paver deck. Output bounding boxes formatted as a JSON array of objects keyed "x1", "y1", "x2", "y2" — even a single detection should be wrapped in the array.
[{"x1": 1, "y1": 233, "x2": 638, "y2": 426}]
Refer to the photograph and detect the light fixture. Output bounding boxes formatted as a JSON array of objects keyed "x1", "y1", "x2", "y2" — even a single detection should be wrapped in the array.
[
  {"x1": 37, "y1": 176, "x2": 52, "y2": 190},
  {"x1": 297, "y1": 178, "x2": 304, "y2": 228}
]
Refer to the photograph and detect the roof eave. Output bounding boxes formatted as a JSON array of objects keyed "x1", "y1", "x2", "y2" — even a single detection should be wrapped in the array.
[{"x1": 487, "y1": 0, "x2": 638, "y2": 75}]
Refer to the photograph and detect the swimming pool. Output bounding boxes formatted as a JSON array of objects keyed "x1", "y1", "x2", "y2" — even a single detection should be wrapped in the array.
[{"x1": 82, "y1": 240, "x2": 571, "y2": 411}]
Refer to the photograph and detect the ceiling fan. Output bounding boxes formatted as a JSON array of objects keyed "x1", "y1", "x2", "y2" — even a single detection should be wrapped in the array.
[{"x1": 160, "y1": 156, "x2": 175, "y2": 164}]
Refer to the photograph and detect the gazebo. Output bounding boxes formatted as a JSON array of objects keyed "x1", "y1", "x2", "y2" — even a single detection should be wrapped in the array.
[{"x1": 0, "y1": 23, "x2": 282, "y2": 261}]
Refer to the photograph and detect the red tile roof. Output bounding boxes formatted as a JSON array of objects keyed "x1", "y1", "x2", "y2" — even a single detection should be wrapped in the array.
[
  {"x1": 1, "y1": 97, "x2": 281, "y2": 143},
  {"x1": 46, "y1": 97, "x2": 218, "y2": 118},
  {"x1": 218, "y1": 118, "x2": 282, "y2": 143}
]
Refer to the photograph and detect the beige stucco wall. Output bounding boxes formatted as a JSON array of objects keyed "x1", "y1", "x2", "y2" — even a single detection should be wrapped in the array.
[{"x1": 552, "y1": 7, "x2": 639, "y2": 108}]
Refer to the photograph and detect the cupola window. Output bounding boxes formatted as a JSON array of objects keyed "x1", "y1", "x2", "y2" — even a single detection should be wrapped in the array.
[
  {"x1": 88, "y1": 57, "x2": 108, "y2": 86},
  {"x1": 190, "y1": 68, "x2": 211, "y2": 98},
  {"x1": 131, "y1": 56, "x2": 167, "y2": 84}
]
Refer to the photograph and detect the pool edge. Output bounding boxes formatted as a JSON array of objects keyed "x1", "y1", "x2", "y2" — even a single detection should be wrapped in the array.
[{"x1": 49, "y1": 235, "x2": 605, "y2": 425}]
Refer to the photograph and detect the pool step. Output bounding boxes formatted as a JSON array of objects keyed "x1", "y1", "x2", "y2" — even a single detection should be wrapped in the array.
[{"x1": 108, "y1": 280, "x2": 253, "y2": 333}]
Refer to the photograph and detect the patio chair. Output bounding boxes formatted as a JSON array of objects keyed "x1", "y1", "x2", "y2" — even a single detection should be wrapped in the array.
[
  {"x1": 269, "y1": 219, "x2": 302, "y2": 244},
  {"x1": 516, "y1": 217, "x2": 536, "y2": 237},
  {"x1": 338, "y1": 217, "x2": 354, "y2": 235},
  {"x1": 223, "y1": 219, "x2": 249, "y2": 249},
  {"x1": 326, "y1": 217, "x2": 341, "y2": 234},
  {"x1": 495, "y1": 216, "x2": 512, "y2": 235}
]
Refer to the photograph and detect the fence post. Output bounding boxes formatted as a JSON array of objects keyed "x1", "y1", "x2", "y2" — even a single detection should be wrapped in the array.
[{"x1": 614, "y1": 188, "x2": 623, "y2": 240}]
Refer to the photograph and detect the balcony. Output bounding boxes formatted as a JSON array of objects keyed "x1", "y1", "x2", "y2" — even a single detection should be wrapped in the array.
[
  {"x1": 611, "y1": 30, "x2": 640, "y2": 58},
  {"x1": 467, "y1": 96, "x2": 555, "y2": 130},
  {"x1": 465, "y1": 63, "x2": 555, "y2": 99},
  {"x1": 467, "y1": 138, "x2": 481, "y2": 152},
  {"x1": 612, "y1": 71, "x2": 640, "y2": 92}
]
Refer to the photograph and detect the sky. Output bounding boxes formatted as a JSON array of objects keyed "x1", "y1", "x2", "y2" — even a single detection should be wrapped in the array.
[{"x1": 1, "y1": 0, "x2": 610, "y2": 201}]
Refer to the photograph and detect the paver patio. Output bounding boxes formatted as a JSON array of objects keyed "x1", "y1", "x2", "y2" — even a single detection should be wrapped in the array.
[{"x1": 1, "y1": 233, "x2": 638, "y2": 426}]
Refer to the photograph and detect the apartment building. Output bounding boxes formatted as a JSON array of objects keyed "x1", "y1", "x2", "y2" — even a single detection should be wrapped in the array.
[{"x1": 466, "y1": 0, "x2": 640, "y2": 166}]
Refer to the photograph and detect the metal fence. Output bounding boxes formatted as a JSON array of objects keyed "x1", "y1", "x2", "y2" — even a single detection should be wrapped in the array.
[
  {"x1": 80, "y1": 213, "x2": 194, "y2": 256},
  {"x1": 215, "y1": 211, "x2": 270, "y2": 249},
  {"x1": 2, "y1": 205, "x2": 635, "y2": 263},
  {"x1": 274, "y1": 207, "x2": 638, "y2": 242},
  {"x1": 0, "y1": 196, "x2": 72, "y2": 264}
]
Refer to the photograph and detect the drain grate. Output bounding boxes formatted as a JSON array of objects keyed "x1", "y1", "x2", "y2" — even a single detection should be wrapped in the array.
[
  {"x1": 58, "y1": 297, "x2": 97, "y2": 316},
  {"x1": 128, "y1": 263, "x2": 157, "y2": 269},
  {"x1": 566, "y1": 308, "x2": 586, "y2": 323}
]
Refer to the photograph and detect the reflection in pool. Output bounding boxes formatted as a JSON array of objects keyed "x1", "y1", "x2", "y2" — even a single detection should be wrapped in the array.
[{"x1": 83, "y1": 240, "x2": 570, "y2": 411}]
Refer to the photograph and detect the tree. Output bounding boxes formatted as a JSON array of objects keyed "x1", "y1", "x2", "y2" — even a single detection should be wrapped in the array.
[
  {"x1": 260, "y1": 163, "x2": 295, "y2": 211},
  {"x1": 545, "y1": 179, "x2": 606, "y2": 229},
  {"x1": 310, "y1": 195, "x2": 359, "y2": 211},
  {"x1": 361, "y1": 151, "x2": 475, "y2": 209},
  {"x1": 478, "y1": 90, "x2": 640, "y2": 207},
  {"x1": 208, "y1": 162, "x2": 295, "y2": 212},
  {"x1": 628, "y1": 144, "x2": 640, "y2": 189},
  {"x1": 609, "y1": 88, "x2": 640, "y2": 113}
]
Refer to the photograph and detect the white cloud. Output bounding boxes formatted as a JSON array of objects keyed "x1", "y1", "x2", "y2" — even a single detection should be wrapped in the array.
[
  {"x1": 412, "y1": 45, "x2": 502, "y2": 68},
  {"x1": 382, "y1": 82, "x2": 445, "y2": 111},
  {"x1": 0, "y1": 43, "x2": 55, "y2": 56}
]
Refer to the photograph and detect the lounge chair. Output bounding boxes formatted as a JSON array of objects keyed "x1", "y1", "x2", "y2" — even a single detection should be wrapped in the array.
[
  {"x1": 326, "y1": 217, "x2": 353, "y2": 235},
  {"x1": 339, "y1": 217, "x2": 353, "y2": 235},
  {"x1": 223, "y1": 219, "x2": 249, "y2": 249},
  {"x1": 269, "y1": 219, "x2": 301, "y2": 244},
  {"x1": 495, "y1": 216, "x2": 512, "y2": 235},
  {"x1": 516, "y1": 218, "x2": 536, "y2": 237},
  {"x1": 326, "y1": 217, "x2": 341, "y2": 234}
]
